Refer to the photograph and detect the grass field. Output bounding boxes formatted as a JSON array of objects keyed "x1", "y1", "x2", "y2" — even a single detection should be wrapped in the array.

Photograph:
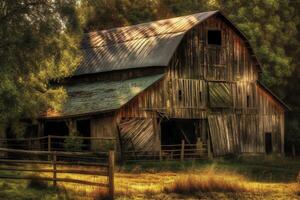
[{"x1": 0, "y1": 157, "x2": 299, "y2": 200}]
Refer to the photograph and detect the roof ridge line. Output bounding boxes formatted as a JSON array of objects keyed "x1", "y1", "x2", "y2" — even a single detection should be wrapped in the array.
[{"x1": 84, "y1": 10, "x2": 219, "y2": 35}]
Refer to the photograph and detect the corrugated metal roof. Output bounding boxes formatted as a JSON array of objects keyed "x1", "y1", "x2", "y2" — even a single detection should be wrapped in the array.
[
  {"x1": 44, "y1": 74, "x2": 164, "y2": 118},
  {"x1": 75, "y1": 11, "x2": 218, "y2": 76},
  {"x1": 74, "y1": 11, "x2": 262, "y2": 76}
]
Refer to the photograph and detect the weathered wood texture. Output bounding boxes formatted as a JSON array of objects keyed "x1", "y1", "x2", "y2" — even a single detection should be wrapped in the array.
[
  {"x1": 118, "y1": 16, "x2": 259, "y2": 119},
  {"x1": 118, "y1": 118, "x2": 160, "y2": 153},
  {"x1": 115, "y1": 15, "x2": 285, "y2": 156},
  {"x1": 90, "y1": 117, "x2": 118, "y2": 151}
]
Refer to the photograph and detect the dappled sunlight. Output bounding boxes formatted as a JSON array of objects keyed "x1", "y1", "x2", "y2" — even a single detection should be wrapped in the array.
[
  {"x1": 130, "y1": 85, "x2": 143, "y2": 95},
  {"x1": 0, "y1": 160, "x2": 299, "y2": 199}
]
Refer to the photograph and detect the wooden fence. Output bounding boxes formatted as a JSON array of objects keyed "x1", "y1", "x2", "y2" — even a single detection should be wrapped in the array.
[
  {"x1": 123, "y1": 139, "x2": 212, "y2": 161},
  {"x1": 0, "y1": 135, "x2": 116, "y2": 152},
  {"x1": 0, "y1": 148, "x2": 115, "y2": 198}
]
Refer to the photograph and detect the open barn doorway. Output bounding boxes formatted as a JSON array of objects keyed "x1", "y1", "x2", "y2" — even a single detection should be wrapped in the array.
[
  {"x1": 44, "y1": 121, "x2": 69, "y2": 151},
  {"x1": 76, "y1": 119, "x2": 91, "y2": 151},
  {"x1": 160, "y1": 119, "x2": 198, "y2": 145},
  {"x1": 44, "y1": 121, "x2": 69, "y2": 137},
  {"x1": 265, "y1": 132, "x2": 273, "y2": 154}
]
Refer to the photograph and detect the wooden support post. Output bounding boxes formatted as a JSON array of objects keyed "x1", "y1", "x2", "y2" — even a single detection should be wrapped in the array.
[
  {"x1": 207, "y1": 138, "x2": 213, "y2": 160},
  {"x1": 52, "y1": 152, "x2": 57, "y2": 187},
  {"x1": 28, "y1": 138, "x2": 32, "y2": 150},
  {"x1": 181, "y1": 140, "x2": 185, "y2": 161},
  {"x1": 108, "y1": 151, "x2": 115, "y2": 199},
  {"x1": 37, "y1": 121, "x2": 44, "y2": 150},
  {"x1": 48, "y1": 135, "x2": 51, "y2": 160},
  {"x1": 159, "y1": 149, "x2": 162, "y2": 161},
  {"x1": 292, "y1": 144, "x2": 296, "y2": 158}
]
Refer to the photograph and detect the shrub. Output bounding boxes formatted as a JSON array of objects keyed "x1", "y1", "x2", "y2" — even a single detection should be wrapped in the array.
[
  {"x1": 102, "y1": 140, "x2": 115, "y2": 151},
  {"x1": 63, "y1": 136, "x2": 84, "y2": 152},
  {"x1": 27, "y1": 176, "x2": 49, "y2": 189},
  {"x1": 164, "y1": 174, "x2": 247, "y2": 194}
]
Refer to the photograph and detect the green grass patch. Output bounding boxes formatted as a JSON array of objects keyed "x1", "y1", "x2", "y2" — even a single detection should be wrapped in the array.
[{"x1": 121, "y1": 157, "x2": 300, "y2": 182}]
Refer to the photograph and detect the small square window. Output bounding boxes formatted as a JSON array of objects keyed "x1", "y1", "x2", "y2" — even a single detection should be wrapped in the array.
[
  {"x1": 178, "y1": 90, "x2": 182, "y2": 101},
  {"x1": 247, "y1": 95, "x2": 250, "y2": 107},
  {"x1": 199, "y1": 91, "x2": 202, "y2": 103},
  {"x1": 207, "y1": 30, "x2": 222, "y2": 45}
]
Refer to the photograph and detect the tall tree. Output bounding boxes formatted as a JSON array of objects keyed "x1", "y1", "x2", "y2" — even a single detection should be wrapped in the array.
[{"x1": 0, "y1": 0, "x2": 82, "y2": 136}]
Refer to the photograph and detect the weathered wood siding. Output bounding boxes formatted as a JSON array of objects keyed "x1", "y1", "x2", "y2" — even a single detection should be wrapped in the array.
[
  {"x1": 118, "y1": 118, "x2": 160, "y2": 152},
  {"x1": 90, "y1": 117, "x2": 117, "y2": 150},
  {"x1": 116, "y1": 15, "x2": 285, "y2": 156},
  {"x1": 118, "y1": 15, "x2": 259, "y2": 119}
]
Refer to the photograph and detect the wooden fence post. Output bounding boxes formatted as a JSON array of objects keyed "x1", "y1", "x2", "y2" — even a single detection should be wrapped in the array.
[
  {"x1": 159, "y1": 149, "x2": 162, "y2": 161},
  {"x1": 28, "y1": 138, "x2": 32, "y2": 150},
  {"x1": 292, "y1": 144, "x2": 296, "y2": 158},
  {"x1": 52, "y1": 151, "x2": 57, "y2": 187},
  {"x1": 108, "y1": 151, "x2": 115, "y2": 199},
  {"x1": 48, "y1": 135, "x2": 51, "y2": 160},
  {"x1": 180, "y1": 140, "x2": 185, "y2": 161},
  {"x1": 207, "y1": 138, "x2": 213, "y2": 160}
]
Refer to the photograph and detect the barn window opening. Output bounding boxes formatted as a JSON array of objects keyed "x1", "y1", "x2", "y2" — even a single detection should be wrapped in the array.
[
  {"x1": 76, "y1": 119, "x2": 91, "y2": 151},
  {"x1": 207, "y1": 30, "x2": 222, "y2": 45},
  {"x1": 265, "y1": 132, "x2": 272, "y2": 154},
  {"x1": 178, "y1": 90, "x2": 182, "y2": 101},
  {"x1": 247, "y1": 95, "x2": 250, "y2": 107}
]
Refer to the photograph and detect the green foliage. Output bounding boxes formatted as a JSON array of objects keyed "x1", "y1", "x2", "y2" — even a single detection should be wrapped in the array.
[
  {"x1": 0, "y1": 1, "x2": 299, "y2": 151},
  {"x1": 101, "y1": 140, "x2": 115, "y2": 151},
  {"x1": 0, "y1": 0, "x2": 83, "y2": 136},
  {"x1": 78, "y1": 0, "x2": 300, "y2": 154},
  {"x1": 27, "y1": 176, "x2": 49, "y2": 190},
  {"x1": 93, "y1": 140, "x2": 115, "y2": 152},
  {"x1": 63, "y1": 136, "x2": 84, "y2": 152}
]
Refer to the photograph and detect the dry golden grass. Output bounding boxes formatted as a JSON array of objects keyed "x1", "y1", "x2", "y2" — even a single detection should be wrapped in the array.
[
  {"x1": 293, "y1": 183, "x2": 300, "y2": 196},
  {"x1": 2, "y1": 162, "x2": 299, "y2": 199},
  {"x1": 90, "y1": 188, "x2": 111, "y2": 200},
  {"x1": 164, "y1": 172, "x2": 248, "y2": 194}
]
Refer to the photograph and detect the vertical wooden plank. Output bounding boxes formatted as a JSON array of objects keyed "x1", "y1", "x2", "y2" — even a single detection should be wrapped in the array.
[
  {"x1": 48, "y1": 135, "x2": 51, "y2": 161},
  {"x1": 108, "y1": 151, "x2": 115, "y2": 198},
  {"x1": 207, "y1": 136, "x2": 213, "y2": 159},
  {"x1": 180, "y1": 140, "x2": 185, "y2": 161},
  {"x1": 52, "y1": 152, "x2": 57, "y2": 187}
]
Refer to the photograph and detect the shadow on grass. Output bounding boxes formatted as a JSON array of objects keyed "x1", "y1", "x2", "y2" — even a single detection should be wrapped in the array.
[{"x1": 120, "y1": 157, "x2": 300, "y2": 183}]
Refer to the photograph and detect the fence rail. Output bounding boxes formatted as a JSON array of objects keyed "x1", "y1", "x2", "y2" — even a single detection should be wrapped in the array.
[
  {"x1": 123, "y1": 139, "x2": 211, "y2": 161},
  {"x1": 0, "y1": 148, "x2": 115, "y2": 198},
  {"x1": 0, "y1": 135, "x2": 116, "y2": 153}
]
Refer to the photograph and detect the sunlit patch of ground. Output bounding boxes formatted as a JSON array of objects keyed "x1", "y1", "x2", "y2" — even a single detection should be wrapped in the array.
[{"x1": 0, "y1": 159, "x2": 299, "y2": 199}]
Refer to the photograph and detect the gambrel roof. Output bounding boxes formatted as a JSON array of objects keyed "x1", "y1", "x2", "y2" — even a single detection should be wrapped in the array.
[
  {"x1": 43, "y1": 11, "x2": 288, "y2": 119},
  {"x1": 75, "y1": 10, "x2": 261, "y2": 76}
]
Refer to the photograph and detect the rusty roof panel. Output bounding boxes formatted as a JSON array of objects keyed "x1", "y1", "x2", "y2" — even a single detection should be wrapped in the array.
[
  {"x1": 44, "y1": 74, "x2": 164, "y2": 118},
  {"x1": 75, "y1": 32, "x2": 184, "y2": 75},
  {"x1": 75, "y1": 11, "x2": 218, "y2": 76}
]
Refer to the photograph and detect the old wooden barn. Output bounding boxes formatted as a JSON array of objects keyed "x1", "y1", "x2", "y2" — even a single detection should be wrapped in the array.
[{"x1": 39, "y1": 11, "x2": 289, "y2": 158}]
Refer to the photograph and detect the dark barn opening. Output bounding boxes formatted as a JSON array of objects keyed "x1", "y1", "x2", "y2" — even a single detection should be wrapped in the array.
[
  {"x1": 265, "y1": 132, "x2": 273, "y2": 154},
  {"x1": 76, "y1": 119, "x2": 91, "y2": 150},
  {"x1": 44, "y1": 121, "x2": 69, "y2": 136},
  {"x1": 161, "y1": 119, "x2": 197, "y2": 145},
  {"x1": 207, "y1": 30, "x2": 222, "y2": 45},
  {"x1": 44, "y1": 121, "x2": 69, "y2": 151}
]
